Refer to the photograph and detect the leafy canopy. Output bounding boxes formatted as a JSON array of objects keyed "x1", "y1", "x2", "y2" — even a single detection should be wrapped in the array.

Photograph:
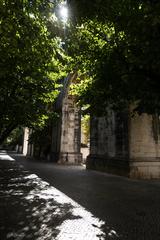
[
  {"x1": 67, "y1": 0, "x2": 160, "y2": 115},
  {"x1": 0, "y1": 0, "x2": 67, "y2": 143}
]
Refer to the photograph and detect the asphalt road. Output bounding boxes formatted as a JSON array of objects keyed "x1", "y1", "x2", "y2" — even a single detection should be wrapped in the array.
[{"x1": 11, "y1": 153, "x2": 160, "y2": 240}]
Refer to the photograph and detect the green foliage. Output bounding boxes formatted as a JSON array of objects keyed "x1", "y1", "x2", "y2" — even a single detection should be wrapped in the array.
[
  {"x1": 81, "y1": 114, "x2": 90, "y2": 145},
  {"x1": 0, "y1": 0, "x2": 67, "y2": 143},
  {"x1": 28, "y1": 121, "x2": 54, "y2": 158},
  {"x1": 4, "y1": 127, "x2": 23, "y2": 147},
  {"x1": 68, "y1": 0, "x2": 160, "y2": 115}
]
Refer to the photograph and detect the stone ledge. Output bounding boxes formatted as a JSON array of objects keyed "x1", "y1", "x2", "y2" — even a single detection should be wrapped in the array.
[
  {"x1": 59, "y1": 152, "x2": 82, "y2": 165},
  {"x1": 130, "y1": 157, "x2": 160, "y2": 163},
  {"x1": 86, "y1": 155, "x2": 160, "y2": 179},
  {"x1": 86, "y1": 154, "x2": 130, "y2": 177},
  {"x1": 129, "y1": 158, "x2": 160, "y2": 179}
]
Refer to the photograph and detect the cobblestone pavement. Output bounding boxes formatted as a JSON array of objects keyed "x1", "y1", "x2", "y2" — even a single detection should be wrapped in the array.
[
  {"x1": 0, "y1": 151, "x2": 118, "y2": 240},
  {"x1": 1, "y1": 152, "x2": 160, "y2": 240}
]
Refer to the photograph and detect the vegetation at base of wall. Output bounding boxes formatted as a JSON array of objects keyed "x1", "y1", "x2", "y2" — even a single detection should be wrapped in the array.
[{"x1": 67, "y1": 0, "x2": 160, "y2": 116}]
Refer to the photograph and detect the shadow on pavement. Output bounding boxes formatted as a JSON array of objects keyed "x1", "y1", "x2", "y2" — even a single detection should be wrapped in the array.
[
  {"x1": 0, "y1": 155, "x2": 121, "y2": 240},
  {"x1": 0, "y1": 160, "x2": 81, "y2": 240}
]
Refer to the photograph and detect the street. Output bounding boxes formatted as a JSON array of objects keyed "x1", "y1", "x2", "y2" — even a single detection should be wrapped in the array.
[{"x1": 1, "y1": 152, "x2": 160, "y2": 239}]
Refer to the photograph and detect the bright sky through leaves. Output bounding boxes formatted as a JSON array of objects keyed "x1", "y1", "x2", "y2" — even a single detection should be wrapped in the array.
[{"x1": 59, "y1": 3, "x2": 68, "y2": 23}]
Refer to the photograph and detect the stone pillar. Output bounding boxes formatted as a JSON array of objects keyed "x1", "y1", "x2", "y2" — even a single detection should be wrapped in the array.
[
  {"x1": 87, "y1": 109, "x2": 160, "y2": 179},
  {"x1": 90, "y1": 113, "x2": 116, "y2": 156},
  {"x1": 27, "y1": 142, "x2": 34, "y2": 157},
  {"x1": 51, "y1": 113, "x2": 62, "y2": 161},
  {"x1": 23, "y1": 129, "x2": 34, "y2": 157},
  {"x1": 59, "y1": 95, "x2": 82, "y2": 164},
  {"x1": 87, "y1": 110, "x2": 129, "y2": 175},
  {"x1": 50, "y1": 74, "x2": 82, "y2": 164},
  {"x1": 129, "y1": 113, "x2": 160, "y2": 178},
  {"x1": 22, "y1": 127, "x2": 29, "y2": 156}
]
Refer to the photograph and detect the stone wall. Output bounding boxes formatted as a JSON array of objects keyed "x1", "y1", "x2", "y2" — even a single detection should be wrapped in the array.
[
  {"x1": 22, "y1": 128, "x2": 29, "y2": 156},
  {"x1": 59, "y1": 95, "x2": 82, "y2": 164},
  {"x1": 51, "y1": 75, "x2": 82, "y2": 164},
  {"x1": 51, "y1": 113, "x2": 62, "y2": 161},
  {"x1": 129, "y1": 113, "x2": 160, "y2": 178},
  {"x1": 87, "y1": 110, "x2": 130, "y2": 176},
  {"x1": 23, "y1": 74, "x2": 82, "y2": 164},
  {"x1": 87, "y1": 110, "x2": 160, "y2": 179}
]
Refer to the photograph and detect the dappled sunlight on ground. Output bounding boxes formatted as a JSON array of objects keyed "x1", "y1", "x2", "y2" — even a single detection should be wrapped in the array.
[
  {"x1": 0, "y1": 151, "x2": 15, "y2": 161},
  {"x1": 0, "y1": 154, "x2": 120, "y2": 240}
]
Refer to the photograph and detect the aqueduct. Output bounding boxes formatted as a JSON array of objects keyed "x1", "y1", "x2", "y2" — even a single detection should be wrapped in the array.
[{"x1": 23, "y1": 75, "x2": 160, "y2": 179}]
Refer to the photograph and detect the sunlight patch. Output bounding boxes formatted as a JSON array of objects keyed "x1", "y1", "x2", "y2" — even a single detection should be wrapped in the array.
[
  {"x1": 1, "y1": 153, "x2": 119, "y2": 240},
  {"x1": 0, "y1": 152, "x2": 15, "y2": 161},
  {"x1": 24, "y1": 176, "x2": 119, "y2": 239}
]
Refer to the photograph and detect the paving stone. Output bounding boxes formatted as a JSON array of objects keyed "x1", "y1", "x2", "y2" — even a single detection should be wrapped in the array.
[{"x1": 0, "y1": 152, "x2": 108, "y2": 240}]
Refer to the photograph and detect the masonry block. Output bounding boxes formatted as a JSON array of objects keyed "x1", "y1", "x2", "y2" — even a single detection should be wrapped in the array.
[{"x1": 87, "y1": 109, "x2": 160, "y2": 179}]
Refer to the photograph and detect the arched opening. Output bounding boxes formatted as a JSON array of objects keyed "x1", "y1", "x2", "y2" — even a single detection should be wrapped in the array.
[{"x1": 81, "y1": 114, "x2": 90, "y2": 164}]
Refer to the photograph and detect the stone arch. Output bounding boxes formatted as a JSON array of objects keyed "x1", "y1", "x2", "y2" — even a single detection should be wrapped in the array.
[{"x1": 50, "y1": 73, "x2": 82, "y2": 164}]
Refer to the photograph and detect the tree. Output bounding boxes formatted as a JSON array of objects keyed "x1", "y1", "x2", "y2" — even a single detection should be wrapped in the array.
[
  {"x1": 67, "y1": 0, "x2": 160, "y2": 115},
  {"x1": 3, "y1": 127, "x2": 23, "y2": 149},
  {"x1": 28, "y1": 123, "x2": 52, "y2": 158},
  {"x1": 0, "y1": 0, "x2": 67, "y2": 144}
]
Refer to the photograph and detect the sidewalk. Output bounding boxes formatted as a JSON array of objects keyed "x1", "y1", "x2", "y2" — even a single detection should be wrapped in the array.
[
  {"x1": 1, "y1": 152, "x2": 160, "y2": 240},
  {"x1": 0, "y1": 151, "x2": 117, "y2": 240}
]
